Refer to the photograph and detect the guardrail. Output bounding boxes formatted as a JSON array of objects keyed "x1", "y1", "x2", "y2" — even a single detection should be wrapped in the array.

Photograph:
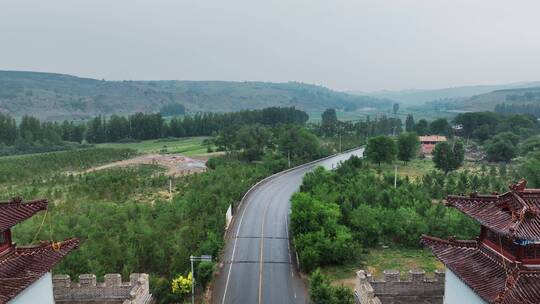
[{"x1": 227, "y1": 147, "x2": 364, "y2": 223}]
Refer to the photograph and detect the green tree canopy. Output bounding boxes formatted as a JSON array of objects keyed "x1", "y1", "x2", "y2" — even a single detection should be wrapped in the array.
[
  {"x1": 405, "y1": 114, "x2": 415, "y2": 132},
  {"x1": 392, "y1": 103, "x2": 400, "y2": 115},
  {"x1": 520, "y1": 152, "x2": 540, "y2": 187},
  {"x1": 521, "y1": 137, "x2": 540, "y2": 156},
  {"x1": 485, "y1": 140, "x2": 516, "y2": 162},
  {"x1": 321, "y1": 108, "x2": 338, "y2": 136},
  {"x1": 414, "y1": 119, "x2": 429, "y2": 136},
  {"x1": 309, "y1": 269, "x2": 354, "y2": 304},
  {"x1": 278, "y1": 125, "x2": 321, "y2": 162},
  {"x1": 397, "y1": 132, "x2": 420, "y2": 163},
  {"x1": 432, "y1": 140, "x2": 465, "y2": 174},
  {"x1": 365, "y1": 136, "x2": 397, "y2": 166},
  {"x1": 429, "y1": 118, "x2": 451, "y2": 136}
]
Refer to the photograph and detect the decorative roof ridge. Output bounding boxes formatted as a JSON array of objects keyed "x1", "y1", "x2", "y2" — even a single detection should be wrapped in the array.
[
  {"x1": 509, "y1": 179, "x2": 528, "y2": 192},
  {"x1": 420, "y1": 234, "x2": 478, "y2": 248},
  {"x1": 0, "y1": 197, "x2": 48, "y2": 208},
  {"x1": 15, "y1": 238, "x2": 79, "y2": 255},
  {"x1": 0, "y1": 198, "x2": 49, "y2": 230},
  {"x1": 477, "y1": 243, "x2": 514, "y2": 269},
  {"x1": 506, "y1": 192, "x2": 540, "y2": 238},
  {"x1": 446, "y1": 193, "x2": 505, "y2": 205},
  {"x1": 494, "y1": 267, "x2": 522, "y2": 304}
]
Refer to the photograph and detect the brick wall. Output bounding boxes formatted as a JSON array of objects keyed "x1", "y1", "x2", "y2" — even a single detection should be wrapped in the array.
[
  {"x1": 355, "y1": 269, "x2": 444, "y2": 304},
  {"x1": 53, "y1": 273, "x2": 152, "y2": 304}
]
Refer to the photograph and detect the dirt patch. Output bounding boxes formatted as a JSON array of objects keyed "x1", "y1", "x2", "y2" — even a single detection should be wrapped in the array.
[
  {"x1": 84, "y1": 153, "x2": 207, "y2": 176},
  {"x1": 191, "y1": 151, "x2": 226, "y2": 162},
  {"x1": 331, "y1": 276, "x2": 358, "y2": 290}
]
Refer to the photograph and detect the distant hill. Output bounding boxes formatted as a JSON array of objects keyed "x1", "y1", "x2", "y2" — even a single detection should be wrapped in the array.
[
  {"x1": 351, "y1": 82, "x2": 540, "y2": 105},
  {"x1": 460, "y1": 87, "x2": 540, "y2": 111},
  {"x1": 410, "y1": 86, "x2": 540, "y2": 117},
  {"x1": 0, "y1": 71, "x2": 391, "y2": 120}
]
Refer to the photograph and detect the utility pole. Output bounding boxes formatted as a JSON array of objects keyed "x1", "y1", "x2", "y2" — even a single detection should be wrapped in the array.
[
  {"x1": 339, "y1": 129, "x2": 342, "y2": 153},
  {"x1": 189, "y1": 255, "x2": 212, "y2": 304},
  {"x1": 288, "y1": 149, "x2": 291, "y2": 168},
  {"x1": 394, "y1": 165, "x2": 398, "y2": 189}
]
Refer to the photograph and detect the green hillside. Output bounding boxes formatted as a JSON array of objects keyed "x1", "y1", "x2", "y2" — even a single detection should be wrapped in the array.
[
  {"x1": 0, "y1": 70, "x2": 391, "y2": 120},
  {"x1": 353, "y1": 82, "x2": 540, "y2": 105},
  {"x1": 407, "y1": 86, "x2": 540, "y2": 118},
  {"x1": 463, "y1": 87, "x2": 540, "y2": 111}
]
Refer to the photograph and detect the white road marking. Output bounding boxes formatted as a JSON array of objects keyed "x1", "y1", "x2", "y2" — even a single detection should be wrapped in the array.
[{"x1": 221, "y1": 198, "x2": 250, "y2": 304}]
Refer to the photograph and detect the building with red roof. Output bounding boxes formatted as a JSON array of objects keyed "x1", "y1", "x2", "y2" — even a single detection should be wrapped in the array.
[
  {"x1": 421, "y1": 179, "x2": 540, "y2": 304},
  {"x1": 0, "y1": 197, "x2": 78, "y2": 304},
  {"x1": 419, "y1": 135, "x2": 447, "y2": 155}
]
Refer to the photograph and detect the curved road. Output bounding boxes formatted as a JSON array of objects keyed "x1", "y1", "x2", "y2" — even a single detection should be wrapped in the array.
[{"x1": 212, "y1": 148, "x2": 364, "y2": 304}]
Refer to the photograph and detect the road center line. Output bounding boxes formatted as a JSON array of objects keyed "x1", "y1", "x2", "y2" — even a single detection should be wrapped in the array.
[{"x1": 258, "y1": 197, "x2": 271, "y2": 304}]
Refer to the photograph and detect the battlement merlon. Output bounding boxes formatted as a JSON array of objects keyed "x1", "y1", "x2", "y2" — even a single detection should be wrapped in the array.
[
  {"x1": 355, "y1": 269, "x2": 445, "y2": 304},
  {"x1": 52, "y1": 273, "x2": 152, "y2": 304}
]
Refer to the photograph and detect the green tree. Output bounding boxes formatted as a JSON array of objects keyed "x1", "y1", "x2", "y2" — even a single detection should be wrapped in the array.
[
  {"x1": 397, "y1": 132, "x2": 420, "y2": 163},
  {"x1": 433, "y1": 141, "x2": 465, "y2": 174},
  {"x1": 321, "y1": 108, "x2": 338, "y2": 136},
  {"x1": 484, "y1": 132, "x2": 519, "y2": 162},
  {"x1": 429, "y1": 118, "x2": 451, "y2": 136},
  {"x1": 233, "y1": 124, "x2": 271, "y2": 161},
  {"x1": 414, "y1": 119, "x2": 429, "y2": 136},
  {"x1": 520, "y1": 152, "x2": 540, "y2": 187},
  {"x1": 520, "y1": 137, "x2": 540, "y2": 156},
  {"x1": 278, "y1": 125, "x2": 321, "y2": 163},
  {"x1": 196, "y1": 262, "x2": 214, "y2": 289},
  {"x1": 392, "y1": 103, "x2": 400, "y2": 115},
  {"x1": 405, "y1": 114, "x2": 415, "y2": 132},
  {"x1": 485, "y1": 140, "x2": 516, "y2": 162},
  {"x1": 309, "y1": 269, "x2": 354, "y2": 304},
  {"x1": 365, "y1": 136, "x2": 397, "y2": 166}
]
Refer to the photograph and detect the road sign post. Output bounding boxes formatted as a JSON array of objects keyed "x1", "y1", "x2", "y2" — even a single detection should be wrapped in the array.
[{"x1": 190, "y1": 255, "x2": 212, "y2": 304}]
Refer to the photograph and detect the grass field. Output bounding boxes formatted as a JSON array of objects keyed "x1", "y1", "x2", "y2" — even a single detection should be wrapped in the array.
[
  {"x1": 96, "y1": 136, "x2": 212, "y2": 156},
  {"x1": 378, "y1": 158, "x2": 504, "y2": 182},
  {"x1": 379, "y1": 159, "x2": 436, "y2": 181},
  {"x1": 322, "y1": 247, "x2": 442, "y2": 289},
  {"x1": 307, "y1": 109, "x2": 397, "y2": 122},
  {"x1": 362, "y1": 248, "x2": 442, "y2": 278}
]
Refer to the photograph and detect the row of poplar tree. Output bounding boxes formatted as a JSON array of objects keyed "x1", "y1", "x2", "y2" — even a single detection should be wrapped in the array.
[{"x1": 0, "y1": 107, "x2": 309, "y2": 147}]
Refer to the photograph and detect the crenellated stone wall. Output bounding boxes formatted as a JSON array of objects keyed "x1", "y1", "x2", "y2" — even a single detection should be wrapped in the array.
[
  {"x1": 355, "y1": 269, "x2": 444, "y2": 304},
  {"x1": 52, "y1": 273, "x2": 152, "y2": 304}
]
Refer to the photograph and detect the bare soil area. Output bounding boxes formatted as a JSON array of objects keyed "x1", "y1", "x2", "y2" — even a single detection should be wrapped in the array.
[{"x1": 84, "y1": 153, "x2": 207, "y2": 176}]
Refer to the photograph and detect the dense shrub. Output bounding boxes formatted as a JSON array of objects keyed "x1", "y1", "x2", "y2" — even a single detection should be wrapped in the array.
[{"x1": 291, "y1": 158, "x2": 482, "y2": 271}]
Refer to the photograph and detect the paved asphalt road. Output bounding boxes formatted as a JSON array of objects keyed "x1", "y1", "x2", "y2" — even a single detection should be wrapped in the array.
[{"x1": 212, "y1": 148, "x2": 364, "y2": 304}]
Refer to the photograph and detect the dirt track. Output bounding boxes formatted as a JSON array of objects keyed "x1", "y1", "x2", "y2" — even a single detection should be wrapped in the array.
[{"x1": 84, "y1": 153, "x2": 207, "y2": 176}]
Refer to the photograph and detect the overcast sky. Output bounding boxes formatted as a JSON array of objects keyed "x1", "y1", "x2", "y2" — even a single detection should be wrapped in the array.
[{"x1": 1, "y1": 0, "x2": 539, "y2": 91}]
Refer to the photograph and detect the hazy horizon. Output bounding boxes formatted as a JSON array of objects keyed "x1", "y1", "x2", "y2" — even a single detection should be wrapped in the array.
[{"x1": 2, "y1": 0, "x2": 540, "y2": 92}]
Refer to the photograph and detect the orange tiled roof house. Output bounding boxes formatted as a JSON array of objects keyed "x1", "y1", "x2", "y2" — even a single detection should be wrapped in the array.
[{"x1": 419, "y1": 135, "x2": 447, "y2": 155}]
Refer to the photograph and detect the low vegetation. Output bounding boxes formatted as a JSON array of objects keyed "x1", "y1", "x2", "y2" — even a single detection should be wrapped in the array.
[
  {"x1": 0, "y1": 148, "x2": 136, "y2": 184},
  {"x1": 293, "y1": 153, "x2": 520, "y2": 299}
]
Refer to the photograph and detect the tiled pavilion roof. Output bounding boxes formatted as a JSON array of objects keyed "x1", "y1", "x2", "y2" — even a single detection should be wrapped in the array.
[
  {"x1": 447, "y1": 180, "x2": 540, "y2": 241},
  {"x1": 0, "y1": 238, "x2": 79, "y2": 303},
  {"x1": 0, "y1": 198, "x2": 48, "y2": 230},
  {"x1": 422, "y1": 235, "x2": 540, "y2": 304}
]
